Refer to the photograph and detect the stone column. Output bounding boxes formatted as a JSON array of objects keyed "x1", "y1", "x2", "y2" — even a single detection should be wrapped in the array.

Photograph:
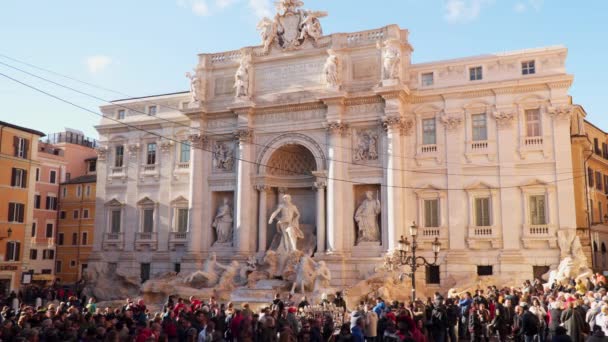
[
  {"x1": 326, "y1": 121, "x2": 348, "y2": 254},
  {"x1": 187, "y1": 133, "x2": 208, "y2": 254},
  {"x1": 382, "y1": 116, "x2": 405, "y2": 251},
  {"x1": 256, "y1": 185, "x2": 269, "y2": 253},
  {"x1": 314, "y1": 179, "x2": 327, "y2": 254},
  {"x1": 234, "y1": 128, "x2": 255, "y2": 254}
]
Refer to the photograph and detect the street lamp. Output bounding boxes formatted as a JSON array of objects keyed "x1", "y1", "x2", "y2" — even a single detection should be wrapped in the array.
[
  {"x1": 397, "y1": 221, "x2": 441, "y2": 301},
  {"x1": 0, "y1": 228, "x2": 13, "y2": 240}
]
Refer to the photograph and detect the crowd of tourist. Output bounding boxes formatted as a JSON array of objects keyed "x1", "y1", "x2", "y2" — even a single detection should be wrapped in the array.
[{"x1": 2, "y1": 273, "x2": 608, "y2": 341}]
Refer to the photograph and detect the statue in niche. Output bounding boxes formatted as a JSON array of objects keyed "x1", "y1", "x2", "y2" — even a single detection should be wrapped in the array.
[
  {"x1": 213, "y1": 142, "x2": 234, "y2": 171},
  {"x1": 212, "y1": 197, "x2": 233, "y2": 245},
  {"x1": 185, "y1": 69, "x2": 201, "y2": 104},
  {"x1": 323, "y1": 50, "x2": 339, "y2": 88},
  {"x1": 234, "y1": 54, "x2": 251, "y2": 99},
  {"x1": 268, "y1": 194, "x2": 304, "y2": 253},
  {"x1": 355, "y1": 190, "x2": 381, "y2": 244},
  {"x1": 382, "y1": 43, "x2": 401, "y2": 80},
  {"x1": 353, "y1": 130, "x2": 379, "y2": 162}
]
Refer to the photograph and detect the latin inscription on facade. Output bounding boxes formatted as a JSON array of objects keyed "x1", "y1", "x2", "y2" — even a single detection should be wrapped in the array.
[{"x1": 255, "y1": 58, "x2": 325, "y2": 93}]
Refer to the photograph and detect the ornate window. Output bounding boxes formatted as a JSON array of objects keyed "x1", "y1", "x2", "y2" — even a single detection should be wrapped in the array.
[
  {"x1": 171, "y1": 196, "x2": 189, "y2": 234},
  {"x1": 179, "y1": 141, "x2": 190, "y2": 163},
  {"x1": 137, "y1": 197, "x2": 157, "y2": 233},
  {"x1": 465, "y1": 182, "x2": 501, "y2": 249},
  {"x1": 414, "y1": 185, "x2": 448, "y2": 241},
  {"x1": 422, "y1": 118, "x2": 436, "y2": 145},
  {"x1": 105, "y1": 199, "x2": 123, "y2": 233},
  {"x1": 146, "y1": 143, "x2": 157, "y2": 165},
  {"x1": 525, "y1": 109, "x2": 542, "y2": 137},
  {"x1": 115, "y1": 145, "x2": 124, "y2": 167},
  {"x1": 471, "y1": 114, "x2": 487, "y2": 141},
  {"x1": 519, "y1": 180, "x2": 556, "y2": 248}
]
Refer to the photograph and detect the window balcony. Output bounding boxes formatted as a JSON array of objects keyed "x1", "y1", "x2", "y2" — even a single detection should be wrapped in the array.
[
  {"x1": 111, "y1": 166, "x2": 125, "y2": 175},
  {"x1": 139, "y1": 164, "x2": 160, "y2": 182},
  {"x1": 522, "y1": 224, "x2": 557, "y2": 248},
  {"x1": 143, "y1": 164, "x2": 157, "y2": 172},
  {"x1": 169, "y1": 231, "x2": 188, "y2": 251},
  {"x1": 519, "y1": 136, "x2": 546, "y2": 159},
  {"x1": 102, "y1": 232, "x2": 124, "y2": 250},
  {"x1": 465, "y1": 140, "x2": 495, "y2": 163},
  {"x1": 417, "y1": 226, "x2": 448, "y2": 248},
  {"x1": 176, "y1": 162, "x2": 190, "y2": 170},
  {"x1": 420, "y1": 144, "x2": 437, "y2": 154},
  {"x1": 135, "y1": 232, "x2": 158, "y2": 251},
  {"x1": 466, "y1": 226, "x2": 502, "y2": 249}
]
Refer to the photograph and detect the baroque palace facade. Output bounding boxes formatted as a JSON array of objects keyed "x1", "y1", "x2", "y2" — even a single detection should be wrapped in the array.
[{"x1": 92, "y1": 2, "x2": 578, "y2": 289}]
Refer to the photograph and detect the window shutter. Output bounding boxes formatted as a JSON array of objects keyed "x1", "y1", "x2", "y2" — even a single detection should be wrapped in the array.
[
  {"x1": 13, "y1": 136, "x2": 19, "y2": 156},
  {"x1": 14, "y1": 242, "x2": 20, "y2": 261},
  {"x1": 8, "y1": 203, "x2": 15, "y2": 222},
  {"x1": 21, "y1": 170, "x2": 27, "y2": 188},
  {"x1": 50, "y1": 250, "x2": 54, "y2": 259},
  {"x1": 10, "y1": 168, "x2": 16, "y2": 187},
  {"x1": 23, "y1": 139, "x2": 29, "y2": 159},
  {"x1": 18, "y1": 204, "x2": 24, "y2": 223},
  {"x1": 6, "y1": 242, "x2": 13, "y2": 261},
  {"x1": 45, "y1": 197, "x2": 50, "y2": 210}
]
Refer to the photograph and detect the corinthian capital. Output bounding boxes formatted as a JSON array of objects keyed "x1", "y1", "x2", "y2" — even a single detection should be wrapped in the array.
[
  {"x1": 492, "y1": 111, "x2": 515, "y2": 129},
  {"x1": 188, "y1": 133, "x2": 208, "y2": 149},
  {"x1": 325, "y1": 121, "x2": 349, "y2": 136},
  {"x1": 381, "y1": 116, "x2": 414, "y2": 136},
  {"x1": 440, "y1": 112, "x2": 463, "y2": 131},
  {"x1": 547, "y1": 105, "x2": 573, "y2": 121},
  {"x1": 234, "y1": 128, "x2": 254, "y2": 143}
]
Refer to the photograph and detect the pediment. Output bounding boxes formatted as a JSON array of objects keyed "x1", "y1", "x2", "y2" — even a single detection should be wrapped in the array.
[
  {"x1": 137, "y1": 197, "x2": 156, "y2": 206},
  {"x1": 464, "y1": 181, "x2": 495, "y2": 191},
  {"x1": 519, "y1": 179, "x2": 555, "y2": 189},
  {"x1": 170, "y1": 196, "x2": 189, "y2": 205},
  {"x1": 105, "y1": 198, "x2": 123, "y2": 207},
  {"x1": 414, "y1": 184, "x2": 443, "y2": 195}
]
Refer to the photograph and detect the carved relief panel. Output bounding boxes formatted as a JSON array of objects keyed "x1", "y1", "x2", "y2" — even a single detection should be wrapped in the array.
[
  {"x1": 212, "y1": 141, "x2": 236, "y2": 172},
  {"x1": 352, "y1": 128, "x2": 380, "y2": 163}
]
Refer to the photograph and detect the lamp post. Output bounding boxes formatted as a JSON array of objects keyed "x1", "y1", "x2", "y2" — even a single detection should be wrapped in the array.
[{"x1": 397, "y1": 221, "x2": 441, "y2": 301}]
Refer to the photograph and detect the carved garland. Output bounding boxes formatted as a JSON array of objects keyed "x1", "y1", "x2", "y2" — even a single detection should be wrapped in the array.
[
  {"x1": 325, "y1": 121, "x2": 350, "y2": 136},
  {"x1": 234, "y1": 128, "x2": 254, "y2": 143},
  {"x1": 96, "y1": 146, "x2": 108, "y2": 161},
  {"x1": 127, "y1": 143, "x2": 141, "y2": 158},
  {"x1": 188, "y1": 133, "x2": 209, "y2": 149}
]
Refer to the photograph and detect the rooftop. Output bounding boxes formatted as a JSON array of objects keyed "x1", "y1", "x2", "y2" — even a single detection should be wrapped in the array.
[
  {"x1": 61, "y1": 174, "x2": 96, "y2": 185},
  {"x1": 0, "y1": 120, "x2": 46, "y2": 137},
  {"x1": 43, "y1": 131, "x2": 98, "y2": 148}
]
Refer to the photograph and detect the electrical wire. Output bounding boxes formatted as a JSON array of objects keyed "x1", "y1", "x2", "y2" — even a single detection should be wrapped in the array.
[
  {"x1": 0, "y1": 58, "x2": 583, "y2": 178},
  {"x1": 0, "y1": 70, "x2": 584, "y2": 191}
]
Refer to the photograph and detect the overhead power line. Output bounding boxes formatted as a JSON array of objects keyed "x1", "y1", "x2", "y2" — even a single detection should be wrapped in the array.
[
  {"x1": 0, "y1": 53, "x2": 580, "y2": 172},
  {"x1": 0, "y1": 57, "x2": 581, "y2": 178},
  {"x1": 0, "y1": 71, "x2": 583, "y2": 192}
]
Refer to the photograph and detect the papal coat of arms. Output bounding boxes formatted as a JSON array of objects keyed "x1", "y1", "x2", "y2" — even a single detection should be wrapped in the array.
[{"x1": 257, "y1": 0, "x2": 328, "y2": 52}]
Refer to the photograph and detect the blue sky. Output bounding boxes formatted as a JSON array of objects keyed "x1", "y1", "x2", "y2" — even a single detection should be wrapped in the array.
[{"x1": 0, "y1": 0, "x2": 606, "y2": 138}]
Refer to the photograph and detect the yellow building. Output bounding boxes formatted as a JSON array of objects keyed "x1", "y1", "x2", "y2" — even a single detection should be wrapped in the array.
[
  {"x1": 571, "y1": 106, "x2": 608, "y2": 271},
  {"x1": 55, "y1": 164, "x2": 96, "y2": 284},
  {"x1": 0, "y1": 121, "x2": 45, "y2": 294}
]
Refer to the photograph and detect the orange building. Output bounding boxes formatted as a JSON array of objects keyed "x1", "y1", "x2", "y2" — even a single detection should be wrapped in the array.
[
  {"x1": 55, "y1": 160, "x2": 97, "y2": 284},
  {"x1": 0, "y1": 121, "x2": 45, "y2": 295},
  {"x1": 571, "y1": 109, "x2": 608, "y2": 271}
]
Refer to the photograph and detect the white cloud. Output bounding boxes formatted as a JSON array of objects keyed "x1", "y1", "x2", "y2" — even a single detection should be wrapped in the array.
[
  {"x1": 444, "y1": 0, "x2": 492, "y2": 23},
  {"x1": 177, "y1": 0, "x2": 210, "y2": 16},
  {"x1": 216, "y1": 0, "x2": 238, "y2": 9},
  {"x1": 85, "y1": 56, "x2": 112, "y2": 74},
  {"x1": 514, "y1": 0, "x2": 544, "y2": 13},
  {"x1": 514, "y1": 2, "x2": 527, "y2": 12},
  {"x1": 248, "y1": 0, "x2": 272, "y2": 19}
]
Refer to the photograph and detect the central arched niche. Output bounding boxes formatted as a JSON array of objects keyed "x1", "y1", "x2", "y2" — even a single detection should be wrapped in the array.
[
  {"x1": 264, "y1": 143, "x2": 318, "y2": 254},
  {"x1": 266, "y1": 144, "x2": 317, "y2": 176}
]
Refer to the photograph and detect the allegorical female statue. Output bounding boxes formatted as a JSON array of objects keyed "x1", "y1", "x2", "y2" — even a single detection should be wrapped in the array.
[
  {"x1": 212, "y1": 197, "x2": 233, "y2": 245},
  {"x1": 355, "y1": 190, "x2": 381, "y2": 244}
]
